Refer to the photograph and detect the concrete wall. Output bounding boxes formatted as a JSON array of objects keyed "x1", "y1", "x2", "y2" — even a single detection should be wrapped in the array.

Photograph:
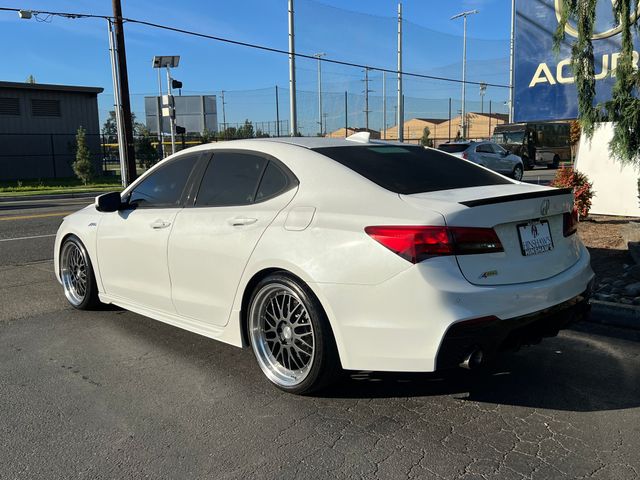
[{"x1": 575, "y1": 122, "x2": 640, "y2": 217}]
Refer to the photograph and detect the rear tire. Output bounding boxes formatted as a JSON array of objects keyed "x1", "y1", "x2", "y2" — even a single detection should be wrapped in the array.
[
  {"x1": 548, "y1": 155, "x2": 560, "y2": 169},
  {"x1": 512, "y1": 164, "x2": 524, "y2": 181},
  {"x1": 60, "y1": 235, "x2": 100, "y2": 310},
  {"x1": 248, "y1": 273, "x2": 340, "y2": 395}
]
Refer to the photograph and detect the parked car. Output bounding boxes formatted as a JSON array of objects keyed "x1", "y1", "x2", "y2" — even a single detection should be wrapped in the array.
[
  {"x1": 438, "y1": 141, "x2": 525, "y2": 181},
  {"x1": 55, "y1": 136, "x2": 593, "y2": 394}
]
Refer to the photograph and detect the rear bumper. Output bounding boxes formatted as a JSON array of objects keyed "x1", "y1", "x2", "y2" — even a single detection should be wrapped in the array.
[
  {"x1": 436, "y1": 289, "x2": 591, "y2": 370},
  {"x1": 311, "y1": 244, "x2": 594, "y2": 372}
]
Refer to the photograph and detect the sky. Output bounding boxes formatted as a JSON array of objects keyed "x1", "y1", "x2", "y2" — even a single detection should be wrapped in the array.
[{"x1": 0, "y1": 0, "x2": 512, "y2": 134}]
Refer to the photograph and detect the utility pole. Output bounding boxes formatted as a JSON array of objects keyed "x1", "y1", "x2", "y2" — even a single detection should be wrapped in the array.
[
  {"x1": 509, "y1": 0, "x2": 515, "y2": 123},
  {"x1": 382, "y1": 71, "x2": 386, "y2": 139},
  {"x1": 111, "y1": 0, "x2": 136, "y2": 184},
  {"x1": 106, "y1": 19, "x2": 128, "y2": 187},
  {"x1": 314, "y1": 53, "x2": 326, "y2": 135},
  {"x1": 362, "y1": 67, "x2": 373, "y2": 131},
  {"x1": 451, "y1": 9, "x2": 478, "y2": 140},
  {"x1": 397, "y1": 2, "x2": 404, "y2": 142},
  {"x1": 344, "y1": 91, "x2": 348, "y2": 136},
  {"x1": 448, "y1": 97, "x2": 452, "y2": 142},
  {"x1": 288, "y1": 0, "x2": 298, "y2": 136},
  {"x1": 275, "y1": 85, "x2": 280, "y2": 137},
  {"x1": 323, "y1": 113, "x2": 328, "y2": 136},
  {"x1": 220, "y1": 90, "x2": 227, "y2": 132}
]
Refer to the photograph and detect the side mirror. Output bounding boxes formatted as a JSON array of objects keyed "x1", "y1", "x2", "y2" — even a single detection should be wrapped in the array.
[{"x1": 95, "y1": 192, "x2": 124, "y2": 212}]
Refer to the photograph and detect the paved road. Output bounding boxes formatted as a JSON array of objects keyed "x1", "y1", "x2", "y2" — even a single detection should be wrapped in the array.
[
  {"x1": 2, "y1": 194, "x2": 640, "y2": 479},
  {"x1": 0, "y1": 196, "x2": 92, "y2": 266},
  {"x1": 523, "y1": 167, "x2": 557, "y2": 186}
]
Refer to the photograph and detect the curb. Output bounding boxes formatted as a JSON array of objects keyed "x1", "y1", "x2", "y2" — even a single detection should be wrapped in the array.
[
  {"x1": 0, "y1": 192, "x2": 105, "y2": 202},
  {"x1": 587, "y1": 300, "x2": 640, "y2": 330}
]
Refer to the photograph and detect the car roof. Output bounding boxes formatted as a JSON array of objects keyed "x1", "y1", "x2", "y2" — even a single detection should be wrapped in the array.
[{"x1": 249, "y1": 136, "x2": 409, "y2": 149}]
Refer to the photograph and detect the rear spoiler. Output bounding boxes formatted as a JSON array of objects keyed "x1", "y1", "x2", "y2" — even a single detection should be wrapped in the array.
[{"x1": 460, "y1": 188, "x2": 572, "y2": 208}]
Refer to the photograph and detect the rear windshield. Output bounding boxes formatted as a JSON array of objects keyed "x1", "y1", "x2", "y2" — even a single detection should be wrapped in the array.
[
  {"x1": 438, "y1": 143, "x2": 469, "y2": 153},
  {"x1": 313, "y1": 145, "x2": 511, "y2": 195}
]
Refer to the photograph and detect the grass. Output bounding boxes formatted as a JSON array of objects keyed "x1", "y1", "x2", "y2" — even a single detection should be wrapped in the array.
[{"x1": 0, "y1": 176, "x2": 123, "y2": 197}]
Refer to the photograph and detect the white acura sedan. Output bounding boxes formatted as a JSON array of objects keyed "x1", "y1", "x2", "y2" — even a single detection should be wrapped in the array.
[{"x1": 55, "y1": 135, "x2": 594, "y2": 394}]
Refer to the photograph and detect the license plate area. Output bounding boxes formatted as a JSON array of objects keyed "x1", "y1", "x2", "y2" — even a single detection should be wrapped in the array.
[{"x1": 517, "y1": 219, "x2": 554, "y2": 256}]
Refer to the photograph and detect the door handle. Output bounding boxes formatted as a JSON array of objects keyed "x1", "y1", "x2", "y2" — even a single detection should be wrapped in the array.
[
  {"x1": 150, "y1": 219, "x2": 171, "y2": 229},
  {"x1": 228, "y1": 217, "x2": 258, "y2": 226}
]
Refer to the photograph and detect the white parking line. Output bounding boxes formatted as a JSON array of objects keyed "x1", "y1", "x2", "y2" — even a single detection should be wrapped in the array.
[{"x1": 0, "y1": 234, "x2": 56, "y2": 243}]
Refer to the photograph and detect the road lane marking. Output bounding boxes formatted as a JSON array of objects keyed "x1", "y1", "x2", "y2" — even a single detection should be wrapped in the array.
[
  {"x1": 0, "y1": 211, "x2": 75, "y2": 221},
  {"x1": 0, "y1": 234, "x2": 57, "y2": 242}
]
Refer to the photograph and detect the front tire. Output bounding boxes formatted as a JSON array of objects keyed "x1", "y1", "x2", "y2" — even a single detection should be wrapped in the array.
[
  {"x1": 248, "y1": 273, "x2": 340, "y2": 394},
  {"x1": 60, "y1": 235, "x2": 100, "y2": 310},
  {"x1": 549, "y1": 155, "x2": 560, "y2": 169}
]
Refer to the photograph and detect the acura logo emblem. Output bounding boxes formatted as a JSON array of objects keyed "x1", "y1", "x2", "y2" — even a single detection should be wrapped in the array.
[
  {"x1": 555, "y1": 0, "x2": 640, "y2": 40},
  {"x1": 540, "y1": 199, "x2": 550, "y2": 217}
]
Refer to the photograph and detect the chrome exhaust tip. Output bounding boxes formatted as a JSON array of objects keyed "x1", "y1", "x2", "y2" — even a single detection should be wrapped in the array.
[{"x1": 460, "y1": 349, "x2": 484, "y2": 370}]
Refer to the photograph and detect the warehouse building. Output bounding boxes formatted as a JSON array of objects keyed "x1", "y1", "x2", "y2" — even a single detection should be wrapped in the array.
[{"x1": 0, "y1": 81, "x2": 103, "y2": 180}]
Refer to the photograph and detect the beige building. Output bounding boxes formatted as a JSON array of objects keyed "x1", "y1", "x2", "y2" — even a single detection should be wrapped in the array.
[
  {"x1": 383, "y1": 113, "x2": 509, "y2": 146},
  {"x1": 435, "y1": 112, "x2": 508, "y2": 144},
  {"x1": 382, "y1": 118, "x2": 447, "y2": 143}
]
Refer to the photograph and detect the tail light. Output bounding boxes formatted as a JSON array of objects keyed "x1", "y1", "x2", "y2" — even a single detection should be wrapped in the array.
[
  {"x1": 365, "y1": 226, "x2": 503, "y2": 264},
  {"x1": 563, "y1": 208, "x2": 578, "y2": 237},
  {"x1": 462, "y1": 152, "x2": 468, "y2": 160}
]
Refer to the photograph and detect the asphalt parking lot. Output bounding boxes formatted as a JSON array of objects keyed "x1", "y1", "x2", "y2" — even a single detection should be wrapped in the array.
[{"x1": 1, "y1": 192, "x2": 640, "y2": 479}]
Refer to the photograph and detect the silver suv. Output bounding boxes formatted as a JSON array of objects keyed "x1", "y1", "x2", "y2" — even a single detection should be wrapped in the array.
[{"x1": 438, "y1": 141, "x2": 524, "y2": 181}]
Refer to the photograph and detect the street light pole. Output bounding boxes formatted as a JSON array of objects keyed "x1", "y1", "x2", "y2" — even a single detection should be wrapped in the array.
[
  {"x1": 509, "y1": 0, "x2": 516, "y2": 123},
  {"x1": 397, "y1": 2, "x2": 404, "y2": 142},
  {"x1": 451, "y1": 9, "x2": 478, "y2": 140},
  {"x1": 314, "y1": 53, "x2": 326, "y2": 136},
  {"x1": 288, "y1": 0, "x2": 298, "y2": 136},
  {"x1": 166, "y1": 65, "x2": 176, "y2": 154}
]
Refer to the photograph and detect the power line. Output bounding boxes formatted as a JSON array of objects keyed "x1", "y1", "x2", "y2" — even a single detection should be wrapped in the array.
[{"x1": 0, "y1": 6, "x2": 510, "y2": 89}]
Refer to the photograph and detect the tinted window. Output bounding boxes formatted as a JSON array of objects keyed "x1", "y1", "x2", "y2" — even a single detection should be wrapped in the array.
[
  {"x1": 196, "y1": 153, "x2": 267, "y2": 206},
  {"x1": 256, "y1": 162, "x2": 290, "y2": 201},
  {"x1": 438, "y1": 143, "x2": 469, "y2": 153},
  {"x1": 476, "y1": 144, "x2": 493, "y2": 153},
  {"x1": 490, "y1": 143, "x2": 506, "y2": 154},
  {"x1": 313, "y1": 145, "x2": 511, "y2": 195},
  {"x1": 129, "y1": 155, "x2": 198, "y2": 207}
]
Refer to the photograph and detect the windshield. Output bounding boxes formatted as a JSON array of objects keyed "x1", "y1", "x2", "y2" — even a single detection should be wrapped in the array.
[
  {"x1": 494, "y1": 131, "x2": 525, "y2": 144},
  {"x1": 313, "y1": 145, "x2": 511, "y2": 195}
]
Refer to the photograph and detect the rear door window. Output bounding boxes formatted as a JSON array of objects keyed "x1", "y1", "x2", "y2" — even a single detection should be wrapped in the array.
[
  {"x1": 195, "y1": 152, "x2": 267, "y2": 207},
  {"x1": 313, "y1": 145, "x2": 511, "y2": 195}
]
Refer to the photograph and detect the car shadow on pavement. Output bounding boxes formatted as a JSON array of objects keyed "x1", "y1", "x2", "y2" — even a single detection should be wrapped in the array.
[{"x1": 319, "y1": 329, "x2": 640, "y2": 412}]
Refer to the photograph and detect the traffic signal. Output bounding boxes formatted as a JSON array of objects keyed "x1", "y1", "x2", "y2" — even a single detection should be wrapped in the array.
[
  {"x1": 175, "y1": 125, "x2": 186, "y2": 135},
  {"x1": 171, "y1": 79, "x2": 183, "y2": 90}
]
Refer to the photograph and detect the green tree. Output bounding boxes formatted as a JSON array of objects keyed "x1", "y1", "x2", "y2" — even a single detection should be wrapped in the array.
[
  {"x1": 73, "y1": 126, "x2": 93, "y2": 185},
  {"x1": 237, "y1": 119, "x2": 255, "y2": 139},
  {"x1": 420, "y1": 126, "x2": 433, "y2": 147},
  {"x1": 554, "y1": 0, "x2": 640, "y2": 163},
  {"x1": 26, "y1": 75, "x2": 36, "y2": 84},
  {"x1": 102, "y1": 111, "x2": 145, "y2": 138},
  {"x1": 135, "y1": 126, "x2": 158, "y2": 170}
]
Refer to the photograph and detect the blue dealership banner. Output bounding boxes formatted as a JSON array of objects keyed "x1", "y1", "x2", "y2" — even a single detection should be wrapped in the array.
[{"x1": 514, "y1": 0, "x2": 639, "y2": 123}]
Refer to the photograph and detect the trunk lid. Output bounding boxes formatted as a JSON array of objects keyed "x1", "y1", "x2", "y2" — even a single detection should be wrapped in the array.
[{"x1": 401, "y1": 184, "x2": 580, "y2": 286}]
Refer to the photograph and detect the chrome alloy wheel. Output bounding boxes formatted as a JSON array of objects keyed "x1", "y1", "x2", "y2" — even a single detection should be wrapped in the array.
[
  {"x1": 60, "y1": 240, "x2": 89, "y2": 307},
  {"x1": 249, "y1": 283, "x2": 316, "y2": 387}
]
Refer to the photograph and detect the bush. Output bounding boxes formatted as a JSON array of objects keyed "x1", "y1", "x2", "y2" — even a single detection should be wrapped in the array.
[
  {"x1": 550, "y1": 166, "x2": 594, "y2": 218},
  {"x1": 73, "y1": 126, "x2": 93, "y2": 185}
]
